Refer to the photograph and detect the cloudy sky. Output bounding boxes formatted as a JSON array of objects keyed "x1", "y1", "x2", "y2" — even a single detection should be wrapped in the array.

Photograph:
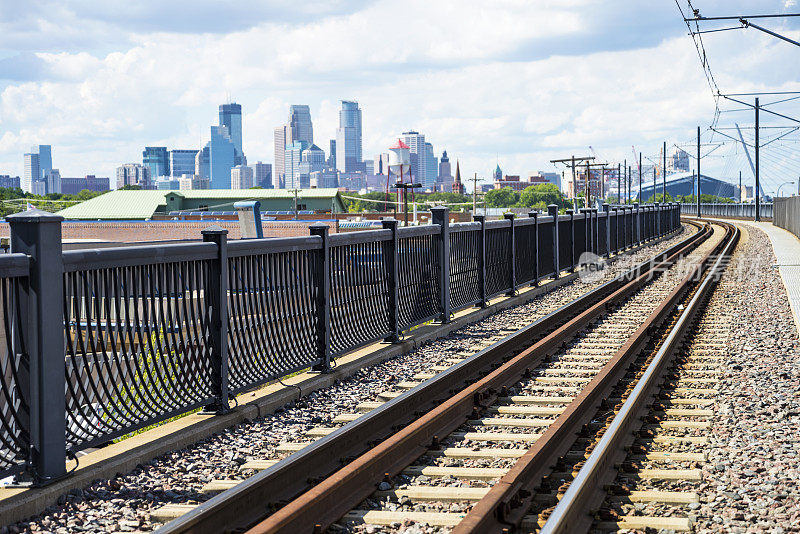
[{"x1": 1, "y1": 0, "x2": 799, "y2": 191}]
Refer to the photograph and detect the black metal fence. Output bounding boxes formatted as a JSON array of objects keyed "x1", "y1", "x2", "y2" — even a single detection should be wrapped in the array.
[
  {"x1": 679, "y1": 202, "x2": 773, "y2": 220},
  {"x1": 0, "y1": 203, "x2": 680, "y2": 483}
]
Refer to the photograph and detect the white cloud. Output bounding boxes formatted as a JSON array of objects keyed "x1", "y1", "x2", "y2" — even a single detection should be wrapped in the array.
[{"x1": 0, "y1": 0, "x2": 798, "y2": 188}]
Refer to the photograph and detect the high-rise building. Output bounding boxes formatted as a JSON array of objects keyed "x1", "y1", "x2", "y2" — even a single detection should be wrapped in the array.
[
  {"x1": 61, "y1": 175, "x2": 110, "y2": 195},
  {"x1": 0, "y1": 176, "x2": 21, "y2": 189},
  {"x1": 274, "y1": 125, "x2": 292, "y2": 188},
  {"x1": 336, "y1": 101, "x2": 363, "y2": 173},
  {"x1": 170, "y1": 150, "x2": 198, "y2": 178},
  {"x1": 435, "y1": 150, "x2": 453, "y2": 192},
  {"x1": 45, "y1": 169, "x2": 61, "y2": 194},
  {"x1": 195, "y1": 147, "x2": 210, "y2": 179},
  {"x1": 402, "y1": 131, "x2": 426, "y2": 184},
  {"x1": 424, "y1": 142, "x2": 437, "y2": 189},
  {"x1": 375, "y1": 153, "x2": 389, "y2": 175},
  {"x1": 35, "y1": 145, "x2": 52, "y2": 181},
  {"x1": 328, "y1": 139, "x2": 337, "y2": 169},
  {"x1": 23, "y1": 152, "x2": 39, "y2": 193},
  {"x1": 205, "y1": 126, "x2": 236, "y2": 189},
  {"x1": 299, "y1": 144, "x2": 325, "y2": 188},
  {"x1": 116, "y1": 163, "x2": 151, "y2": 189},
  {"x1": 219, "y1": 103, "x2": 244, "y2": 165},
  {"x1": 231, "y1": 165, "x2": 254, "y2": 189},
  {"x1": 494, "y1": 164, "x2": 503, "y2": 182},
  {"x1": 250, "y1": 162, "x2": 273, "y2": 189},
  {"x1": 179, "y1": 175, "x2": 211, "y2": 190},
  {"x1": 143, "y1": 147, "x2": 169, "y2": 179},
  {"x1": 288, "y1": 105, "x2": 313, "y2": 145},
  {"x1": 284, "y1": 140, "x2": 308, "y2": 189}
]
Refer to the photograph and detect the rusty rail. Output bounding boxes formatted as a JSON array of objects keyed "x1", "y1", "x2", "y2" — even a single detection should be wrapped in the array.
[
  {"x1": 238, "y1": 223, "x2": 713, "y2": 534},
  {"x1": 155, "y1": 223, "x2": 705, "y2": 534}
]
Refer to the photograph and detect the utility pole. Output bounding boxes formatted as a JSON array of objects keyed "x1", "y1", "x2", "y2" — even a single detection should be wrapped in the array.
[
  {"x1": 697, "y1": 126, "x2": 701, "y2": 218},
  {"x1": 550, "y1": 156, "x2": 594, "y2": 209},
  {"x1": 638, "y1": 152, "x2": 642, "y2": 203},
  {"x1": 290, "y1": 188, "x2": 300, "y2": 219},
  {"x1": 739, "y1": 170, "x2": 742, "y2": 203},
  {"x1": 585, "y1": 160, "x2": 591, "y2": 206},
  {"x1": 571, "y1": 155, "x2": 576, "y2": 206},
  {"x1": 624, "y1": 159, "x2": 627, "y2": 204},
  {"x1": 755, "y1": 98, "x2": 761, "y2": 221},
  {"x1": 617, "y1": 163, "x2": 621, "y2": 204},
  {"x1": 472, "y1": 173, "x2": 478, "y2": 214},
  {"x1": 653, "y1": 166, "x2": 656, "y2": 203},
  {"x1": 628, "y1": 165, "x2": 632, "y2": 205},
  {"x1": 663, "y1": 140, "x2": 667, "y2": 202}
]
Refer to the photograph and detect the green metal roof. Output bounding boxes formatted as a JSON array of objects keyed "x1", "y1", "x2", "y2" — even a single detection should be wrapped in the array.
[
  {"x1": 56, "y1": 189, "x2": 343, "y2": 220},
  {"x1": 57, "y1": 190, "x2": 170, "y2": 220}
]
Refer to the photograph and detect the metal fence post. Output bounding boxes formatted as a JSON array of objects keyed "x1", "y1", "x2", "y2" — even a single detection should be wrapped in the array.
[
  {"x1": 504, "y1": 213, "x2": 516, "y2": 295},
  {"x1": 309, "y1": 224, "x2": 331, "y2": 372},
  {"x1": 7, "y1": 209, "x2": 66, "y2": 483},
  {"x1": 654, "y1": 202, "x2": 661, "y2": 237},
  {"x1": 602, "y1": 204, "x2": 611, "y2": 257},
  {"x1": 528, "y1": 211, "x2": 540, "y2": 286},
  {"x1": 381, "y1": 218, "x2": 400, "y2": 343},
  {"x1": 566, "y1": 209, "x2": 575, "y2": 271},
  {"x1": 473, "y1": 214, "x2": 487, "y2": 307},
  {"x1": 634, "y1": 202, "x2": 641, "y2": 245},
  {"x1": 590, "y1": 208, "x2": 598, "y2": 254},
  {"x1": 548, "y1": 204, "x2": 559, "y2": 279},
  {"x1": 201, "y1": 226, "x2": 230, "y2": 413},
  {"x1": 431, "y1": 207, "x2": 451, "y2": 323}
]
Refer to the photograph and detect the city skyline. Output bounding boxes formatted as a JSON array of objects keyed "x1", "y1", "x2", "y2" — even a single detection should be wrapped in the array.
[{"x1": 0, "y1": 2, "x2": 798, "y2": 192}]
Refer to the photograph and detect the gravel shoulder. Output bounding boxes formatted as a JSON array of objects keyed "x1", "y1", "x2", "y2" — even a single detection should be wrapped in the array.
[{"x1": 697, "y1": 224, "x2": 800, "y2": 533}]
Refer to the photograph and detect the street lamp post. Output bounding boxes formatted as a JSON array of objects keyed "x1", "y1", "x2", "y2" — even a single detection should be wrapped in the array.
[{"x1": 777, "y1": 181, "x2": 796, "y2": 198}]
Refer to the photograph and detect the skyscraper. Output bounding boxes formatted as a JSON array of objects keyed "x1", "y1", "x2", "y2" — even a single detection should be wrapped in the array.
[
  {"x1": 143, "y1": 147, "x2": 170, "y2": 179},
  {"x1": 116, "y1": 163, "x2": 151, "y2": 189},
  {"x1": 195, "y1": 147, "x2": 210, "y2": 179},
  {"x1": 250, "y1": 162, "x2": 273, "y2": 189},
  {"x1": 219, "y1": 103, "x2": 244, "y2": 165},
  {"x1": 35, "y1": 145, "x2": 52, "y2": 181},
  {"x1": 23, "y1": 152, "x2": 39, "y2": 193},
  {"x1": 299, "y1": 144, "x2": 325, "y2": 188},
  {"x1": 328, "y1": 139, "x2": 337, "y2": 169},
  {"x1": 274, "y1": 124, "x2": 296, "y2": 189},
  {"x1": 402, "y1": 131, "x2": 426, "y2": 184},
  {"x1": 230, "y1": 165, "x2": 254, "y2": 189},
  {"x1": 170, "y1": 150, "x2": 198, "y2": 178},
  {"x1": 288, "y1": 105, "x2": 313, "y2": 145},
  {"x1": 284, "y1": 140, "x2": 308, "y2": 189},
  {"x1": 424, "y1": 142, "x2": 437, "y2": 189},
  {"x1": 336, "y1": 101, "x2": 363, "y2": 173},
  {"x1": 205, "y1": 125, "x2": 236, "y2": 189}
]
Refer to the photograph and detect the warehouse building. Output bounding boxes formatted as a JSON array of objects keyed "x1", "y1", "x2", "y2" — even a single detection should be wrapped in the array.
[
  {"x1": 634, "y1": 172, "x2": 737, "y2": 201},
  {"x1": 56, "y1": 189, "x2": 345, "y2": 220}
]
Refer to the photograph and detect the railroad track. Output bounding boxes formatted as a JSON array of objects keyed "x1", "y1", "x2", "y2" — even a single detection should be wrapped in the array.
[
  {"x1": 534, "y1": 220, "x2": 739, "y2": 534},
  {"x1": 151, "y1": 221, "x2": 715, "y2": 534}
]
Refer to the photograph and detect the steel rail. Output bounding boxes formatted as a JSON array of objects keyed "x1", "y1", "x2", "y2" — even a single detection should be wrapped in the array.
[
  {"x1": 155, "y1": 223, "x2": 700, "y2": 534},
  {"x1": 238, "y1": 224, "x2": 712, "y2": 534},
  {"x1": 454, "y1": 220, "x2": 734, "y2": 532},
  {"x1": 538, "y1": 221, "x2": 739, "y2": 534}
]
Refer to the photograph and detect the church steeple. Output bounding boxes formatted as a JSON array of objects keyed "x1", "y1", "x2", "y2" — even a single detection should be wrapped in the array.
[{"x1": 452, "y1": 160, "x2": 465, "y2": 195}]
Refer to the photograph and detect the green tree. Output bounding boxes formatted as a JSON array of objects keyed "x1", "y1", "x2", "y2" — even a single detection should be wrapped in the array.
[
  {"x1": 485, "y1": 187, "x2": 519, "y2": 208},
  {"x1": 518, "y1": 183, "x2": 566, "y2": 208}
]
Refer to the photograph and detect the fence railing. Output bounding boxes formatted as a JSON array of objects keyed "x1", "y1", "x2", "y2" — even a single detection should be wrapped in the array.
[
  {"x1": 0, "y1": 202, "x2": 680, "y2": 483},
  {"x1": 773, "y1": 197, "x2": 800, "y2": 239},
  {"x1": 679, "y1": 202, "x2": 773, "y2": 220}
]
